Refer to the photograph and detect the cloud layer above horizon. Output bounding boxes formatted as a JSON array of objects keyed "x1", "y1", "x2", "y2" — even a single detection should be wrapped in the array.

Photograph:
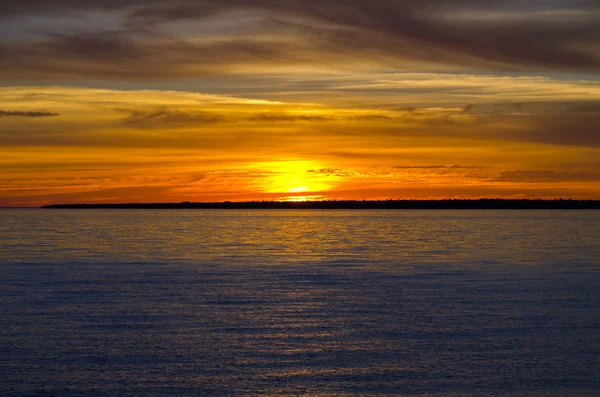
[
  {"x1": 1, "y1": 0, "x2": 599, "y2": 205},
  {"x1": 1, "y1": 0, "x2": 600, "y2": 79}
]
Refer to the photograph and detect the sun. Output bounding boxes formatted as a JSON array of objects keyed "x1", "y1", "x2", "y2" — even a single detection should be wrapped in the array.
[
  {"x1": 248, "y1": 160, "x2": 334, "y2": 194},
  {"x1": 288, "y1": 186, "x2": 309, "y2": 193}
]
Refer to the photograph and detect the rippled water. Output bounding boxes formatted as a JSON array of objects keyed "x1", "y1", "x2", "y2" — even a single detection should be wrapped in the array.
[{"x1": 1, "y1": 210, "x2": 599, "y2": 396}]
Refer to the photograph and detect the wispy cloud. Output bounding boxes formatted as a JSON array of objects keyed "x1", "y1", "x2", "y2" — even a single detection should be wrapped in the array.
[
  {"x1": 492, "y1": 170, "x2": 600, "y2": 183},
  {"x1": 394, "y1": 165, "x2": 486, "y2": 170},
  {"x1": 0, "y1": 109, "x2": 59, "y2": 117},
  {"x1": 118, "y1": 108, "x2": 225, "y2": 127},
  {"x1": 246, "y1": 113, "x2": 332, "y2": 122},
  {"x1": 1, "y1": 1, "x2": 599, "y2": 80}
]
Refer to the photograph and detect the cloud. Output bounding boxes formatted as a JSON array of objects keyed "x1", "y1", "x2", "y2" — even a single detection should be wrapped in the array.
[
  {"x1": 0, "y1": 33, "x2": 305, "y2": 80},
  {"x1": 118, "y1": 108, "x2": 225, "y2": 127},
  {"x1": 394, "y1": 165, "x2": 485, "y2": 169},
  {"x1": 306, "y1": 168, "x2": 358, "y2": 177},
  {"x1": 523, "y1": 106, "x2": 600, "y2": 146},
  {"x1": 396, "y1": 106, "x2": 417, "y2": 113},
  {"x1": 0, "y1": 1, "x2": 599, "y2": 80},
  {"x1": 248, "y1": 113, "x2": 397, "y2": 123},
  {"x1": 125, "y1": 1, "x2": 600, "y2": 72},
  {"x1": 565, "y1": 102, "x2": 600, "y2": 113},
  {"x1": 1, "y1": 86, "x2": 599, "y2": 150},
  {"x1": 463, "y1": 104, "x2": 476, "y2": 113},
  {"x1": 492, "y1": 170, "x2": 600, "y2": 183},
  {"x1": 331, "y1": 74, "x2": 600, "y2": 103},
  {"x1": 305, "y1": 166, "x2": 491, "y2": 181},
  {"x1": 0, "y1": 109, "x2": 59, "y2": 117},
  {"x1": 349, "y1": 114, "x2": 393, "y2": 122},
  {"x1": 246, "y1": 113, "x2": 331, "y2": 122}
]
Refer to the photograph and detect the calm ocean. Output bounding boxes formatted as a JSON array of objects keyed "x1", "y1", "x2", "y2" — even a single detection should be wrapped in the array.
[{"x1": 1, "y1": 209, "x2": 599, "y2": 396}]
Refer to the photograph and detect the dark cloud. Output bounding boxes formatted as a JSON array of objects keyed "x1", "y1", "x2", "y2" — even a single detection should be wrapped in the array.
[
  {"x1": 0, "y1": 1, "x2": 143, "y2": 16},
  {"x1": 492, "y1": 170, "x2": 600, "y2": 183},
  {"x1": 307, "y1": 168, "x2": 358, "y2": 177},
  {"x1": 396, "y1": 106, "x2": 417, "y2": 113},
  {"x1": 565, "y1": 102, "x2": 600, "y2": 113},
  {"x1": 118, "y1": 108, "x2": 225, "y2": 127},
  {"x1": 524, "y1": 107, "x2": 600, "y2": 146},
  {"x1": 307, "y1": 168, "x2": 342, "y2": 174},
  {"x1": 463, "y1": 104, "x2": 476, "y2": 113},
  {"x1": 342, "y1": 103, "x2": 600, "y2": 147},
  {"x1": 0, "y1": 33, "x2": 304, "y2": 80},
  {"x1": 307, "y1": 166, "x2": 489, "y2": 179},
  {"x1": 0, "y1": 109, "x2": 59, "y2": 117},
  {"x1": 394, "y1": 165, "x2": 485, "y2": 169},
  {"x1": 246, "y1": 113, "x2": 332, "y2": 122},
  {"x1": 0, "y1": 1, "x2": 599, "y2": 79},
  {"x1": 249, "y1": 113, "x2": 394, "y2": 122},
  {"x1": 350, "y1": 114, "x2": 393, "y2": 121}
]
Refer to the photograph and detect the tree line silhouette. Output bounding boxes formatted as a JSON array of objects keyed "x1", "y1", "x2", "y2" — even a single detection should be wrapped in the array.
[{"x1": 43, "y1": 199, "x2": 600, "y2": 210}]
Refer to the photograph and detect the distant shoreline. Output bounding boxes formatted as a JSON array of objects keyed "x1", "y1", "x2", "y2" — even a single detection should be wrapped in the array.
[{"x1": 41, "y1": 199, "x2": 600, "y2": 210}]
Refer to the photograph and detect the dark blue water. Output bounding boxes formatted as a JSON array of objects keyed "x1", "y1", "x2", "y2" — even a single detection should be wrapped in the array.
[{"x1": 1, "y1": 210, "x2": 599, "y2": 396}]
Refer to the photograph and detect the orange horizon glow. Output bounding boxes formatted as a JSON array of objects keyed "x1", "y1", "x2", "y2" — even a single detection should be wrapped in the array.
[{"x1": 1, "y1": 81, "x2": 600, "y2": 208}]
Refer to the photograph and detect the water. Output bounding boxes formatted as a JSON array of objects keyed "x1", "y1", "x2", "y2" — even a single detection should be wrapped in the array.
[{"x1": 1, "y1": 209, "x2": 599, "y2": 396}]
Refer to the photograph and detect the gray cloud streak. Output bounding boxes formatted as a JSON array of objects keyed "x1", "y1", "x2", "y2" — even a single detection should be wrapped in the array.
[
  {"x1": 394, "y1": 165, "x2": 486, "y2": 169},
  {"x1": 0, "y1": 109, "x2": 59, "y2": 117},
  {"x1": 492, "y1": 170, "x2": 600, "y2": 183},
  {"x1": 118, "y1": 108, "x2": 225, "y2": 127}
]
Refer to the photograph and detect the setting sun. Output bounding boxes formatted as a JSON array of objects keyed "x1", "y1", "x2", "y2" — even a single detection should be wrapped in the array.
[{"x1": 288, "y1": 186, "x2": 309, "y2": 193}]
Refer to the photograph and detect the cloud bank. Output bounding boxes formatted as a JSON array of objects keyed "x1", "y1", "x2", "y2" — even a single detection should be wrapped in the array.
[{"x1": 1, "y1": 1, "x2": 599, "y2": 80}]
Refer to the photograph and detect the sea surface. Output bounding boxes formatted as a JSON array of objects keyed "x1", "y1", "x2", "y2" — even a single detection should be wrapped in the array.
[{"x1": 1, "y1": 209, "x2": 599, "y2": 396}]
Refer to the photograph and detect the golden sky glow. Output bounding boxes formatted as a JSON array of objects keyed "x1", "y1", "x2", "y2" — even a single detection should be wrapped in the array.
[{"x1": 1, "y1": 1, "x2": 600, "y2": 205}]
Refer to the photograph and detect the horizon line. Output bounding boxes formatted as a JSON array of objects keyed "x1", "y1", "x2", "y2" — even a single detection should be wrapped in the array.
[{"x1": 38, "y1": 198, "x2": 600, "y2": 210}]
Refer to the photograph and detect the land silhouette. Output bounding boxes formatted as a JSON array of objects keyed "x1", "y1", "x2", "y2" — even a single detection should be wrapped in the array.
[{"x1": 42, "y1": 199, "x2": 600, "y2": 210}]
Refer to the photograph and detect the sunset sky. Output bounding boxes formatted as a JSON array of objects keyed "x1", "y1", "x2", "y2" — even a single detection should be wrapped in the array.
[{"x1": 1, "y1": 0, "x2": 600, "y2": 206}]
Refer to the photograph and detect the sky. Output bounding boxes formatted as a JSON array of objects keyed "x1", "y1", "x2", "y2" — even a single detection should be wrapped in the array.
[{"x1": 1, "y1": 0, "x2": 600, "y2": 206}]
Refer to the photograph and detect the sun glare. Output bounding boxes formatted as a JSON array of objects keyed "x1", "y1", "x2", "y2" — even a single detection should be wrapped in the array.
[
  {"x1": 288, "y1": 186, "x2": 309, "y2": 193},
  {"x1": 249, "y1": 160, "x2": 334, "y2": 195},
  {"x1": 287, "y1": 196, "x2": 309, "y2": 202}
]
